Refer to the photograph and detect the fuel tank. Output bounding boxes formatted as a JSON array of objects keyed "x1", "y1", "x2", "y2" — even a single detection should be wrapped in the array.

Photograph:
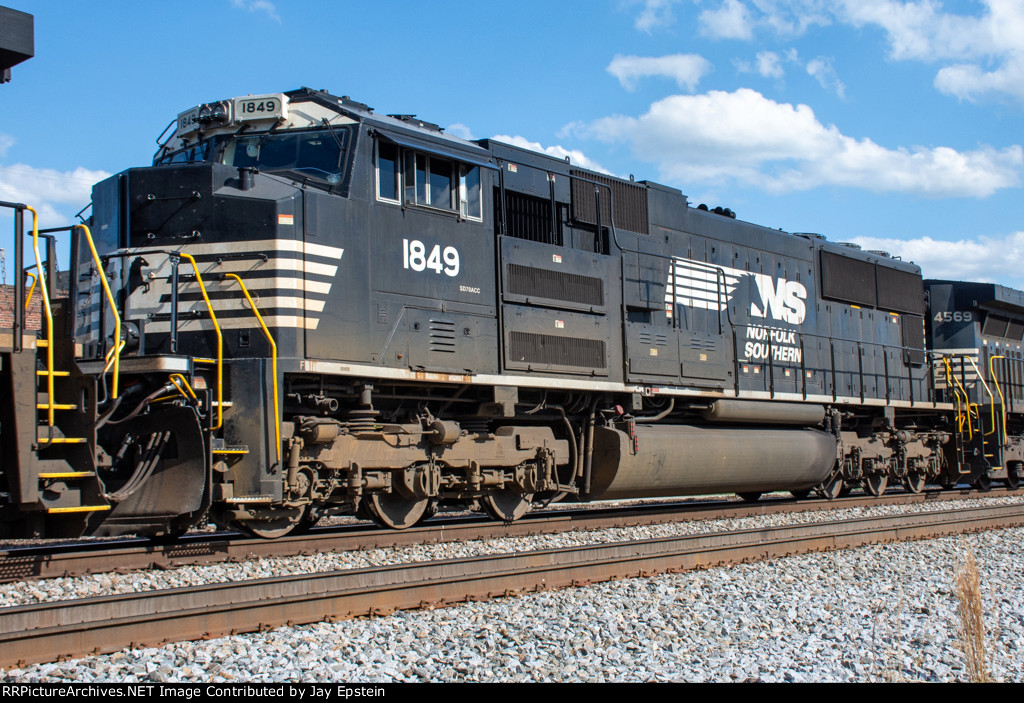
[{"x1": 586, "y1": 425, "x2": 837, "y2": 500}]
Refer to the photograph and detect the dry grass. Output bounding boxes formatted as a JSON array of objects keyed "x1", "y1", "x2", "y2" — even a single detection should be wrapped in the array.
[{"x1": 954, "y1": 549, "x2": 991, "y2": 683}]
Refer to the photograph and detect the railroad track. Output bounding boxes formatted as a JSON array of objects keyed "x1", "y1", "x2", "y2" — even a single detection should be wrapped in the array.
[
  {"x1": 0, "y1": 487, "x2": 1005, "y2": 583},
  {"x1": 2, "y1": 500, "x2": 1023, "y2": 668}
]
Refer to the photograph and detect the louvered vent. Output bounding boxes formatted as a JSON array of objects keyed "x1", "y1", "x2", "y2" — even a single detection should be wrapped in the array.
[
  {"x1": 639, "y1": 332, "x2": 669, "y2": 347},
  {"x1": 509, "y1": 331, "x2": 606, "y2": 369},
  {"x1": 506, "y1": 264, "x2": 603, "y2": 307},
  {"x1": 429, "y1": 319, "x2": 456, "y2": 353},
  {"x1": 570, "y1": 170, "x2": 648, "y2": 234},
  {"x1": 495, "y1": 189, "x2": 561, "y2": 246}
]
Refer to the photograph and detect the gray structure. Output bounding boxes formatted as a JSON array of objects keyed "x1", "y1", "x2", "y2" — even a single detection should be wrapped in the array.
[{"x1": 0, "y1": 6, "x2": 33, "y2": 83}]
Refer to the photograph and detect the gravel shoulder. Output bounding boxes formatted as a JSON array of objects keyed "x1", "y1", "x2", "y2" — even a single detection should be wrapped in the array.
[{"x1": 3, "y1": 495, "x2": 1022, "y2": 682}]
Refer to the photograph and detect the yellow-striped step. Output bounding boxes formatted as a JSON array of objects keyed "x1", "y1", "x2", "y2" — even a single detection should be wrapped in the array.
[
  {"x1": 36, "y1": 370, "x2": 71, "y2": 377},
  {"x1": 47, "y1": 505, "x2": 111, "y2": 514},
  {"x1": 212, "y1": 447, "x2": 249, "y2": 455},
  {"x1": 36, "y1": 403, "x2": 77, "y2": 410},
  {"x1": 38, "y1": 471, "x2": 95, "y2": 479}
]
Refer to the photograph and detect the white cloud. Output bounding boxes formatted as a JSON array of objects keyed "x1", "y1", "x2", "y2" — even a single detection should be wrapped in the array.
[
  {"x1": 490, "y1": 135, "x2": 611, "y2": 174},
  {"x1": 848, "y1": 232, "x2": 1024, "y2": 286},
  {"x1": 583, "y1": 88, "x2": 1022, "y2": 196},
  {"x1": 696, "y1": 1, "x2": 1024, "y2": 104},
  {"x1": 229, "y1": 0, "x2": 281, "y2": 23},
  {"x1": 607, "y1": 54, "x2": 713, "y2": 91},
  {"x1": 0, "y1": 134, "x2": 13, "y2": 158},
  {"x1": 446, "y1": 123, "x2": 476, "y2": 140},
  {"x1": 0, "y1": 164, "x2": 111, "y2": 229},
  {"x1": 632, "y1": 0, "x2": 680, "y2": 33},
  {"x1": 806, "y1": 57, "x2": 846, "y2": 98},
  {"x1": 699, "y1": 0, "x2": 754, "y2": 39},
  {"x1": 756, "y1": 51, "x2": 784, "y2": 78},
  {"x1": 837, "y1": 0, "x2": 1024, "y2": 103}
]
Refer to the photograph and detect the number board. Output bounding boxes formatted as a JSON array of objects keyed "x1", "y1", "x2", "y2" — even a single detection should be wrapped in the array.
[
  {"x1": 233, "y1": 94, "x2": 289, "y2": 123},
  {"x1": 177, "y1": 107, "x2": 201, "y2": 136}
]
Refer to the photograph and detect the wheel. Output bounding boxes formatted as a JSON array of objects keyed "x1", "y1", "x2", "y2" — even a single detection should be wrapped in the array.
[
  {"x1": 482, "y1": 490, "x2": 534, "y2": 522},
  {"x1": 819, "y1": 474, "x2": 844, "y2": 500},
  {"x1": 1006, "y1": 462, "x2": 1021, "y2": 490},
  {"x1": 790, "y1": 489, "x2": 811, "y2": 500},
  {"x1": 737, "y1": 492, "x2": 762, "y2": 503},
  {"x1": 235, "y1": 505, "x2": 308, "y2": 539},
  {"x1": 364, "y1": 493, "x2": 431, "y2": 529},
  {"x1": 974, "y1": 473, "x2": 993, "y2": 492},
  {"x1": 865, "y1": 474, "x2": 888, "y2": 497},
  {"x1": 903, "y1": 473, "x2": 926, "y2": 494}
]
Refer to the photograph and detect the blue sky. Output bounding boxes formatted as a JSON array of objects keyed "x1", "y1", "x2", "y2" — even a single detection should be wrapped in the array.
[{"x1": 2, "y1": 0, "x2": 1023, "y2": 286}]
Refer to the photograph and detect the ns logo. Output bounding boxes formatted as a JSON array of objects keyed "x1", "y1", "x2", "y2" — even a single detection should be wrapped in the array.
[
  {"x1": 666, "y1": 257, "x2": 808, "y2": 327},
  {"x1": 748, "y1": 274, "x2": 807, "y2": 326}
]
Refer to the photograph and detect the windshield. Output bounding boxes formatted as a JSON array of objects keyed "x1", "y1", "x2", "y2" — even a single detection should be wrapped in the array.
[{"x1": 221, "y1": 128, "x2": 351, "y2": 185}]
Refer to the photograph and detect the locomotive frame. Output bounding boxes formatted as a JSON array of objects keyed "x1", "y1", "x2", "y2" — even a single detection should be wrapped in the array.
[{"x1": 1, "y1": 87, "x2": 1023, "y2": 539}]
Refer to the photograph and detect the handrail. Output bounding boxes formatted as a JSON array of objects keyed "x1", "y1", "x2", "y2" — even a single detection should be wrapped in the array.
[
  {"x1": 168, "y1": 373, "x2": 198, "y2": 402},
  {"x1": 944, "y1": 357, "x2": 972, "y2": 439},
  {"x1": 224, "y1": 273, "x2": 281, "y2": 465},
  {"x1": 24, "y1": 271, "x2": 36, "y2": 310},
  {"x1": 74, "y1": 224, "x2": 121, "y2": 398},
  {"x1": 25, "y1": 206, "x2": 56, "y2": 427},
  {"x1": 176, "y1": 253, "x2": 223, "y2": 430},
  {"x1": 989, "y1": 355, "x2": 1008, "y2": 448},
  {"x1": 960, "y1": 355, "x2": 996, "y2": 436}
]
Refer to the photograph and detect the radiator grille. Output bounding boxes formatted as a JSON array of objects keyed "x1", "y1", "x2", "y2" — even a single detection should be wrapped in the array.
[
  {"x1": 821, "y1": 251, "x2": 877, "y2": 307},
  {"x1": 509, "y1": 331, "x2": 606, "y2": 369},
  {"x1": 506, "y1": 264, "x2": 604, "y2": 307},
  {"x1": 876, "y1": 265, "x2": 924, "y2": 314}
]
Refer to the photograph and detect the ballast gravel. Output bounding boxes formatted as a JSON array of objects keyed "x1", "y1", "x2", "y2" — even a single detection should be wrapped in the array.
[{"x1": 3, "y1": 496, "x2": 1024, "y2": 682}]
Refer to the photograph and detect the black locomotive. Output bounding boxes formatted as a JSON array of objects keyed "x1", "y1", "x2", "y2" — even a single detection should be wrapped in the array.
[{"x1": 2, "y1": 87, "x2": 1022, "y2": 538}]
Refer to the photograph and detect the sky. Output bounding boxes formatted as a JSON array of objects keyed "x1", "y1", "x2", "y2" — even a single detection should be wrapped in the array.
[{"x1": 1, "y1": 0, "x2": 1023, "y2": 287}]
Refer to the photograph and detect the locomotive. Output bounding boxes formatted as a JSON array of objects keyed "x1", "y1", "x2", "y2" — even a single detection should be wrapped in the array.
[{"x1": 1, "y1": 87, "x2": 1022, "y2": 539}]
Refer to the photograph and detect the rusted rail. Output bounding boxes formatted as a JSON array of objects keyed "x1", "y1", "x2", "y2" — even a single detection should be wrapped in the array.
[
  {"x1": 2, "y1": 502, "x2": 1022, "y2": 669},
  {"x1": 0, "y1": 488, "x2": 1000, "y2": 583}
]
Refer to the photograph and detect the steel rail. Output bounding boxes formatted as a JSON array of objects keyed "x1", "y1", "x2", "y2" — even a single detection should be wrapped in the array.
[
  {"x1": 2, "y1": 503, "x2": 1023, "y2": 668},
  {"x1": 0, "y1": 488, "x2": 1014, "y2": 584}
]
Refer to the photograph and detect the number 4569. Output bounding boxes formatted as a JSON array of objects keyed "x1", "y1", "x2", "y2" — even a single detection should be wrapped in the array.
[{"x1": 934, "y1": 311, "x2": 973, "y2": 322}]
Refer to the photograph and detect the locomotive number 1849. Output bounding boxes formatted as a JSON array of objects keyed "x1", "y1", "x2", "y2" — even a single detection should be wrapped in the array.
[{"x1": 402, "y1": 239, "x2": 460, "y2": 277}]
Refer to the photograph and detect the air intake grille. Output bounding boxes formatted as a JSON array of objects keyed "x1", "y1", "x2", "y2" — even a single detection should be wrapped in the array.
[
  {"x1": 495, "y1": 189, "x2": 560, "y2": 245},
  {"x1": 570, "y1": 170, "x2": 649, "y2": 234},
  {"x1": 509, "y1": 331, "x2": 606, "y2": 369},
  {"x1": 506, "y1": 264, "x2": 604, "y2": 307},
  {"x1": 428, "y1": 319, "x2": 456, "y2": 353}
]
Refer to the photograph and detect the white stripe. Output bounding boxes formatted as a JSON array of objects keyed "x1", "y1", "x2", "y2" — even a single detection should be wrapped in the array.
[
  {"x1": 146, "y1": 277, "x2": 332, "y2": 296},
  {"x1": 146, "y1": 315, "x2": 318, "y2": 333},
  {"x1": 130, "y1": 239, "x2": 344, "y2": 260},
  {"x1": 296, "y1": 360, "x2": 955, "y2": 411}
]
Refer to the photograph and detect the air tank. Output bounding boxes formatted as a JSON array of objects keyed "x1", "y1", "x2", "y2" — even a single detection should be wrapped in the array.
[{"x1": 586, "y1": 425, "x2": 837, "y2": 500}]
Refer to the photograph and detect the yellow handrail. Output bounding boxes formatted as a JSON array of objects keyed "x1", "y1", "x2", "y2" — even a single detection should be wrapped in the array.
[
  {"x1": 989, "y1": 355, "x2": 1008, "y2": 448},
  {"x1": 224, "y1": 273, "x2": 280, "y2": 465},
  {"x1": 74, "y1": 224, "x2": 121, "y2": 398},
  {"x1": 25, "y1": 206, "x2": 56, "y2": 427},
  {"x1": 176, "y1": 253, "x2": 223, "y2": 430},
  {"x1": 962, "y1": 355, "x2": 996, "y2": 436},
  {"x1": 168, "y1": 372, "x2": 199, "y2": 402},
  {"x1": 24, "y1": 271, "x2": 36, "y2": 309},
  {"x1": 944, "y1": 357, "x2": 974, "y2": 439}
]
